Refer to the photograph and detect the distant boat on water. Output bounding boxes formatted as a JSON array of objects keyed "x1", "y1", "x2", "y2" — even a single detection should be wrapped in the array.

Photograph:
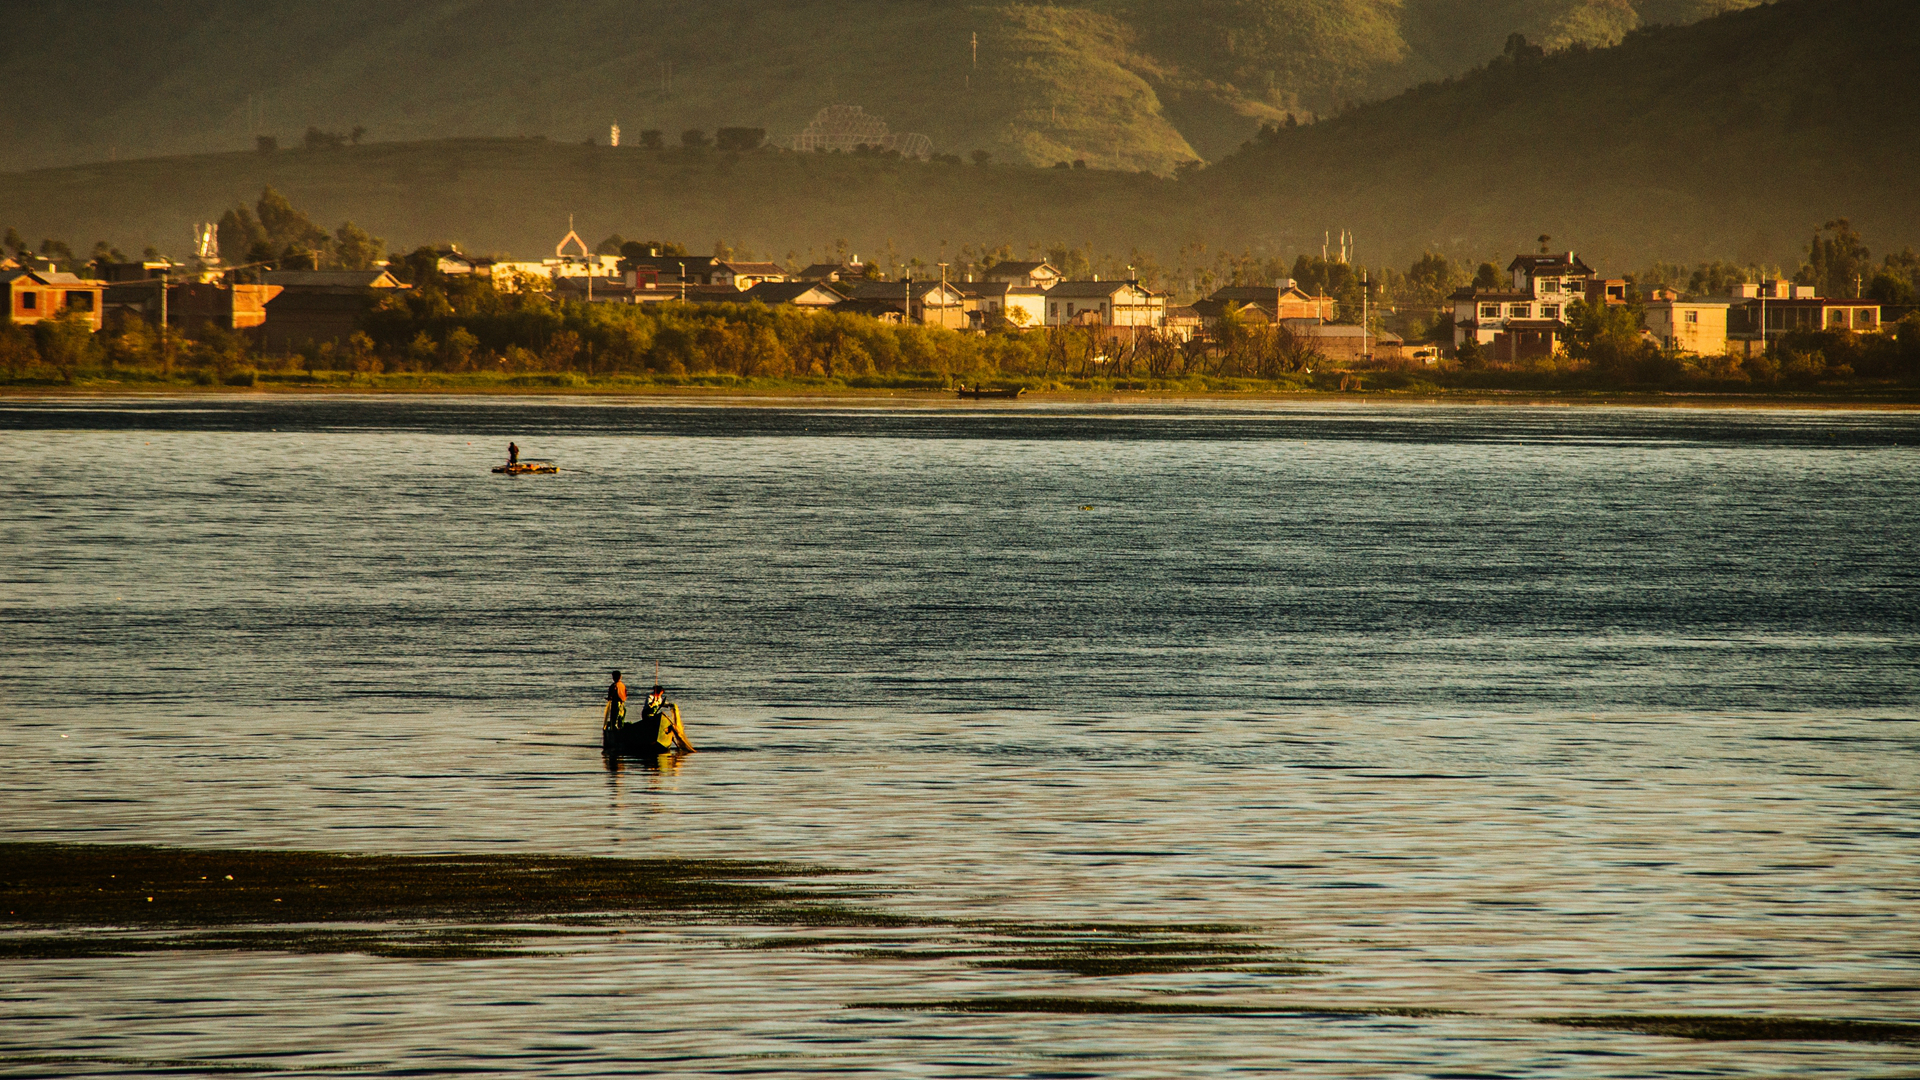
[
  {"x1": 955, "y1": 385, "x2": 1024, "y2": 399},
  {"x1": 492, "y1": 460, "x2": 558, "y2": 474}
]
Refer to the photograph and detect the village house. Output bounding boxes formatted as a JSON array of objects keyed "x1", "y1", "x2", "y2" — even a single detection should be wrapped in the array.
[
  {"x1": 1725, "y1": 280, "x2": 1880, "y2": 352},
  {"x1": 621, "y1": 252, "x2": 723, "y2": 286},
  {"x1": 708, "y1": 260, "x2": 788, "y2": 290},
  {"x1": 1588, "y1": 278, "x2": 1630, "y2": 304},
  {"x1": 983, "y1": 260, "x2": 1062, "y2": 290},
  {"x1": 840, "y1": 280, "x2": 969, "y2": 328},
  {"x1": 962, "y1": 280, "x2": 1048, "y2": 329},
  {"x1": 795, "y1": 260, "x2": 872, "y2": 283},
  {"x1": 98, "y1": 260, "x2": 178, "y2": 325},
  {"x1": 553, "y1": 272, "x2": 675, "y2": 305},
  {"x1": 1043, "y1": 280, "x2": 1167, "y2": 329},
  {"x1": 1192, "y1": 282, "x2": 1336, "y2": 327},
  {"x1": 737, "y1": 281, "x2": 846, "y2": 310},
  {"x1": 94, "y1": 260, "x2": 282, "y2": 334},
  {"x1": 260, "y1": 269, "x2": 409, "y2": 351},
  {"x1": 3, "y1": 268, "x2": 105, "y2": 332},
  {"x1": 434, "y1": 248, "x2": 499, "y2": 278},
  {"x1": 1162, "y1": 305, "x2": 1202, "y2": 343},
  {"x1": 683, "y1": 280, "x2": 846, "y2": 310},
  {"x1": 830, "y1": 297, "x2": 906, "y2": 324},
  {"x1": 1452, "y1": 251, "x2": 1597, "y2": 361},
  {"x1": 1641, "y1": 289, "x2": 1731, "y2": 355},
  {"x1": 1281, "y1": 319, "x2": 1403, "y2": 364},
  {"x1": 172, "y1": 282, "x2": 282, "y2": 333}
]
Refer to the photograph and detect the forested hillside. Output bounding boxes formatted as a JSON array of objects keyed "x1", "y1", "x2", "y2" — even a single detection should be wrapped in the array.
[
  {"x1": 2, "y1": 0, "x2": 1760, "y2": 173},
  {"x1": 3, "y1": 0, "x2": 1908, "y2": 277}
]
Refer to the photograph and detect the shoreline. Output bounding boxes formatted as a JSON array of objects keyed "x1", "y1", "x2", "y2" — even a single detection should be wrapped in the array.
[{"x1": 4, "y1": 381, "x2": 1918, "y2": 411}]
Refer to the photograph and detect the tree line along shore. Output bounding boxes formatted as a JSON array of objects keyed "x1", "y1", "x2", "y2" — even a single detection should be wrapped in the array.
[{"x1": 5, "y1": 187, "x2": 1919, "y2": 399}]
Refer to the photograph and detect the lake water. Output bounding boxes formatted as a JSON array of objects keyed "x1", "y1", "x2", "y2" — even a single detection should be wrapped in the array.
[{"x1": 2, "y1": 396, "x2": 1917, "y2": 1077}]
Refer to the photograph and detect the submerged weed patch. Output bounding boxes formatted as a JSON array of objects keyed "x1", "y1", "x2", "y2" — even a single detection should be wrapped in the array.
[
  {"x1": 0, "y1": 841, "x2": 885, "y2": 956},
  {"x1": 863, "y1": 998, "x2": 1920, "y2": 1046}
]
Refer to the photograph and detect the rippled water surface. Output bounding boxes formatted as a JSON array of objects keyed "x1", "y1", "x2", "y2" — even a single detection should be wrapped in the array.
[{"x1": 3, "y1": 397, "x2": 1918, "y2": 1077}]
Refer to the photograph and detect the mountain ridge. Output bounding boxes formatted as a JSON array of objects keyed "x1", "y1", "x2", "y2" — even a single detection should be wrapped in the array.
[{"x1": 2, "y1": 0, "x2": 1762, "y2": 173}]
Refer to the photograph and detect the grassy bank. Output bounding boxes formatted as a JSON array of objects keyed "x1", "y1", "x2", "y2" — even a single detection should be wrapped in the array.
[{"x1": 5, "y1": 367, "x2": 1918, "y2": 407}]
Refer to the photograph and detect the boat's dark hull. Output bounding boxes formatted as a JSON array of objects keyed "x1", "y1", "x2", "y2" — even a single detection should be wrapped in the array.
[
  {"x1": 602, "y1": 724, "x2": 672, "y2": 757},
  {"x1": 955, "y1": 387, "x2": 1024, "y2": 399}
]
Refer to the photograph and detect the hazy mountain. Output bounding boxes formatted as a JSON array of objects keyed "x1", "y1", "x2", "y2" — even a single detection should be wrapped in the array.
[
  {"x1": 4, "y1": 0, "x2": 1905, "y2": 278},
  {"x1": 2, "y1": 0, "x2": 1761, "y2": 173},
  {"x1": 1193, "y1": 0, "x2": 1916, "y2": 271}
]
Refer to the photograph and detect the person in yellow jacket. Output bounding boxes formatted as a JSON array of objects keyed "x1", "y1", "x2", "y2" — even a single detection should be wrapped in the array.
[{"x1": 640, "y1": 684, "x2": 695, "y2": 753}]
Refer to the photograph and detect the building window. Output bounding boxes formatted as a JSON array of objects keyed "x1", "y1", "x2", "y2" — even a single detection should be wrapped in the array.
[
  {"x1": 1541, "y1": 279, "x2": 1561, "y2": 293},
  {"x1": 19, "y1": 291, "x2": 36, "y2": 311},
  {"x1": 1509, "y1": 304, "x2": 1530, "y2": 318},
  {"x1": 1828, "y1": 309, "x2": 1845, "y2": 327},
  {"x1": 1049, "y1": 303, "x2": 1058, "y2": 317},
  {"x1": 1685, "y1": 310, "x2": 1698, "y2": 324},
  {"x1": 66, "y1": 291, "x2": 95, "y2": 312},
  {"x1": 1859, "y1": 308, "x2": 1877, "y2": 327},
  {"x1": 1480, "y1": 304, "x2": 1499, "y2": 319},
  {"x1": 1542, "y1": 304, "x2": 1560, "y2": 320}
]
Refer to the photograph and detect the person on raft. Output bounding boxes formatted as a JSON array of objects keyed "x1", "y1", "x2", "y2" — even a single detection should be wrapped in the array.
[
  {"x1": 507, "y1": 441, "x2": 520, "y2": 466},
  {"x1": 604, "y1": 669, "x2": 627, "y2": 728},
  {"x1": 641, "y1": 684, "x2": 696, "y2": 753}
]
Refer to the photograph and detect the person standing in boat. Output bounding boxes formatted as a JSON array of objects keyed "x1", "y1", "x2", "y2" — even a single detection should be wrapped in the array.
[
  {"x1": 507, "y1": 441, "x2": 520, "y2": 467},
  {"x1": 604, "y1": 669, "x2": 627, "y2": 729},
  {"x1": 641, "y1": 684, "x2": 695, "y2": 753}
]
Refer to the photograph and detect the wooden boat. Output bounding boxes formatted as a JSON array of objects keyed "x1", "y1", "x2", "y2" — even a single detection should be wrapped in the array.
[
  {"x1": 955, "y1": 385, "x2": 1025, "y2": 399},
  {"x1": 492, "y1": 460, "x2": 558, "y2": 475},
  {"x1": 602, "y1": 724, "x2": 674, "y2": 758},
  {"x1": 602, "y1": 702, "x2": 689, "y2": 758}
]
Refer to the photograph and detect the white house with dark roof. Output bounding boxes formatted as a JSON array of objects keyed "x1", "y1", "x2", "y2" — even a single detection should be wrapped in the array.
[
  {"x1": 710, "y1": 261, "x2": 788, "y2": 290},
  {"x1": 1043, "y1": 280, "x2": 1166, "y2": 328},
  {"x1": 983, "y1": 261, "x2": 1062, "y2": 290},
  {"x1": 963, "y1": 280, "x2": 1048, "y2": 328},
  {"x1": 1452, "y1": 251, "x2": 1598, "y2": 359}
]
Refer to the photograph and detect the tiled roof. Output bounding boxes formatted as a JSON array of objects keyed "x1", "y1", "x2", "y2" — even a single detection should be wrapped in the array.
[
  {"x1": 1047, "y1": 280, "x2": 1147, "y2": 298},
  {"x1": 262, "y1": 270, "x2": 403, "y2": 289}
]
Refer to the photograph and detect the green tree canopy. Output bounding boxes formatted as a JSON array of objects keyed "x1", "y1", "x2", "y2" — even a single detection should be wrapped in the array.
[{"x1": 1800, "y1": 218, "x2": 1871, "y2": 298}]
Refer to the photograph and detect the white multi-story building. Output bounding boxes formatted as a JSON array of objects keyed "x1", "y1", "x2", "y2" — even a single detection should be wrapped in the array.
[{"x1": 1452, "y1": 252, "x2": 1597, "y2": 360}]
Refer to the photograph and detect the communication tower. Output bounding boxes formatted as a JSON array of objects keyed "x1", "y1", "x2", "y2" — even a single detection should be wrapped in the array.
[{"x1": 193, "y1": 223, "x2": 219, "y2": 262}]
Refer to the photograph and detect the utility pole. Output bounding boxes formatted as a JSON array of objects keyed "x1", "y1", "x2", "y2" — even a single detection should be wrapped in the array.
[
  {"x1": 678, "y1": 261, "x2": 686, "y2": 302},
  {"x1": 157, "y1": 266, "x2": 170, "y2": 373},
  {"x1": 1361, "y1": 269, "x2": 1369, "y2": 363}
]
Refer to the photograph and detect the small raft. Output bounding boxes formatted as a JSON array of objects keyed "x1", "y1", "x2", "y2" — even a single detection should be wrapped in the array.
[{"x1": 492, "y1": 460, "x2": 558, "y2": 475}]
